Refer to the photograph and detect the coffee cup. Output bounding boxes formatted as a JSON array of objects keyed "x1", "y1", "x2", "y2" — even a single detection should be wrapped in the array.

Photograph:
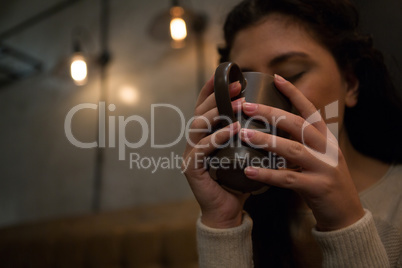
[{"x1": 208, "y1": 62, "x2": 292, "y2": 194}]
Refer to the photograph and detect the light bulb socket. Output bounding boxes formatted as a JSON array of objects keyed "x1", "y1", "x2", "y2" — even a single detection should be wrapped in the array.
[
  {"x1": 171, "y1": 0, "x2": 179, "y2": 7},
  {"x1": 170, "y1": 6, "x2": 184, "y2": 18},
  {"x1": 73, "y1": 41, "x2": 82, "y2": 53},
  {"x1": 192, "y1": 13, "x2": 207, "y2": 34},
  {"x1": 98, "y1": 50, "x2": 111, "y2": 66}
]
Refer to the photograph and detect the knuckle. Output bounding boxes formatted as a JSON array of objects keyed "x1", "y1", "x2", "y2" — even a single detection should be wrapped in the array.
[
  {"x1": 307, "y1": 102, "x2": 318, "y2": 113},
  {"x1": 266, "y1": 133, "x2": 274, "y2": 144},
  {"x1": 293, "y1": 115, "x2": 305, "y2": 129},
  {"x1": 216, "y1": 128, "x2": 230, "y2": 141},
  {"x1": 194, "y1": 105, "x2": 205, "y2": 116},
  {"x1": 191, "y1": 118, "x2": 205, "y2": 129},
  {"x1": 284, "y1": 172, "x2": 298, "y2": 186},
  {"x1": 198, "y1": 136, "x2": 209, "y2": 148},
  {"x1": 258, "y1": 105, "x2": 272, "y2": 117},
  {"x1": 192, "y1": 138, "x2": 208, "y2": 153},
  {"x1": 260, "y1": 133, "x2": 271, "y2": 148},
  {"x1": 265, "y1": 106, "x2": 275, "y2": 118},
  {"x1": 288, "y1": 142, "x2": 304, "y2": 156},
  {"x1": 194, "y1": 106, "x2": 201, "y2": 116}
]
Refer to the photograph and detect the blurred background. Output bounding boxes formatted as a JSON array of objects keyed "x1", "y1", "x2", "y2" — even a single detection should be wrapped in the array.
[
  {"x1": 0, "y1": 0, "x2": 240, "y2": 228},
  {"x1": 0, "y1": 0, "x2": 401, "y2": 267}
]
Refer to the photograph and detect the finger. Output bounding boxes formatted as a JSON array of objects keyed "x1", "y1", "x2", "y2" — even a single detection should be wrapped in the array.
[
  {"x1": 191, "y1": 98, "x2": 245, "y2": 132},
  {"x1": 193, "y1": 98, "x2": 244, "y2": 130},
  {"x1": 187, "y1": 122, "x2": 241, "y2": 170},
  {"x1": 185, "y1": 98, "x2": 245, "y2": 156},
  {"x1": 239, "y1": 128, "x2": 320, "y2": 170},
  {"x1": 195, "y1": 81, "x2": 242, "y2": 116},
  {"x1": 242, "y1": 102, "x2": 327, "y2": 152},
  {"x1": 243, "y1": 166, "x2": 314, "y2": 192},
  {"x1": 274, "y1": 74, "x2": 328, "y2": 135}
]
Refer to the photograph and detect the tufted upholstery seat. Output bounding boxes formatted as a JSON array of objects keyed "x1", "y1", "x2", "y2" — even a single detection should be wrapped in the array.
[{"x1": 0, "y1": 200, "x2": 200, "y2": 268}]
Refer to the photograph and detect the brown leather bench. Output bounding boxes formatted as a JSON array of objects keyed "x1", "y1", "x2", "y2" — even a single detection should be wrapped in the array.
[{"x1": 0, "y1": 200, "x2": 200, "y2": 268}]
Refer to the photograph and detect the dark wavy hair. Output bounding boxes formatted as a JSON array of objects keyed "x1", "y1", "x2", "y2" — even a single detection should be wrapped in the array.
[{"x1": 219, "y1": 0, "x2": 402, "y2": 266}]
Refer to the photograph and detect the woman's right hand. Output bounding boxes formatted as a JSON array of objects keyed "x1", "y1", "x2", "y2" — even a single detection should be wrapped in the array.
[{"x1": 182, "y1": 75, "x2": 249, "y2": 229}]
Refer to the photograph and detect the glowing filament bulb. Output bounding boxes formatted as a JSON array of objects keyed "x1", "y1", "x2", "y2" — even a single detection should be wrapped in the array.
[
  {"x1": 169, "y1": 6, "x2": 187, "y2": 42},
  {"x1": 170, "y1": 17, "x2": 187, "y2": 41},
  {"x1": 70, "y1": 53, "x2": 87, "y2": 85}
]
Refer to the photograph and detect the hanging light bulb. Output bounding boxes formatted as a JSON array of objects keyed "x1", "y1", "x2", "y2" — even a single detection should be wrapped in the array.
[
  {"x1": 70, "y1": 41, "x2": 88, "y2": 86},
  {"x1": 169, "y1": 6, "x2": 187, "y2": 48},
  {"x1": 70, "y1": 53, "x2": 87, "y2": 85},
  {"x1": 170, "y1": 17, "x2": 187, "y2": 41}
]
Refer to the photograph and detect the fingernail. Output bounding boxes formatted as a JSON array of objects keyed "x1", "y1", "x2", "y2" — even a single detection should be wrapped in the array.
[
  {"x1": 230, "y1": 121, "x2": 240, "y2": 131},
  {"x1": 229, "y1": 81, "x2": 241, "y2": 92},
  {"x1": 274, "y1": 74, "x2": 287, "y2": 83},
  {"x1": 243, "y1": 102, "x2": 258, "y2": 113},
  {"x1": 232, "y1": 97, "x2": 245, "y2": 109},
  {"x1": 245, "y1": 166, "x2": 258, "y2": 177},
  {"x1": 240, "y1": 128, "x2": 255, "y2": 139}
]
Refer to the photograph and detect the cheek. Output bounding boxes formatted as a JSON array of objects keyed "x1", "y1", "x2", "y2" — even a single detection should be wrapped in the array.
[{"x1": 297, "y1": 74, "x2": 347, "y2": 128}]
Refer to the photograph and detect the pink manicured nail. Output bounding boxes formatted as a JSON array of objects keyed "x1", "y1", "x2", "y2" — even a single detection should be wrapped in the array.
[
  {"x1": 232, "y1": 100, "x2": 244, "y2": 112},
  {"x1": 245, "y1": 166, "x2": 258, "y2": 177},
  {"x1": 230, "y1": 122, "x2": 240, "y2": 131},
  {"x1": 229, "y1": 81, "x2": 241, "y2": 92},
  {"x1": 240, "y1": 128, "x2": 255, "y2": 139},
  {"x1": 274, "y1": 74, "x2": 287, "y2": 83},
  {"x1": 243, "y1": 102, "x2": 258, "y2": 112}
]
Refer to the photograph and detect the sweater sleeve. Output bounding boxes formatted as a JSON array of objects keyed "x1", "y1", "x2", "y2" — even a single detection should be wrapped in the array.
[
  {"x1": 312, "y1": 209, "x2": 390, "y2": 268},
  {"x1": 196, "y1": 212, "x2": 254, "y2": 268}
]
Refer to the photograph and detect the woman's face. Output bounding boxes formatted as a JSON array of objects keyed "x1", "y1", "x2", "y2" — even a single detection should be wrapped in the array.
[{"x1": 229, "y1": 13, "x2": 358, "y2": 133}]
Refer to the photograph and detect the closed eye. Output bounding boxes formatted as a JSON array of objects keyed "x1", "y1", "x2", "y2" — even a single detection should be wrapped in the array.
[{"x1": 283, "y1": 72, "x2": 305, "y2": 83}]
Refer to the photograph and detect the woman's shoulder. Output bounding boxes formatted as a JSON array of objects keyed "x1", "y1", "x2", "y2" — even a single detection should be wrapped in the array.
[
  {"x1": 378, "y1": 164, "x2": 402, "y2": 188},
  {"x1": 360, "y1": 164, "x2": 402, "y2": 196},
  {"x1": 359, "y1": 164, "x2": 402, "y2": 231}
]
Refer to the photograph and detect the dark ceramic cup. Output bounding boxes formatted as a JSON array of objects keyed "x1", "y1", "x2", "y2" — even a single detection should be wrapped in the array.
[{"x1": 208, "y1": 62, "x2": 292, "y2": 194}]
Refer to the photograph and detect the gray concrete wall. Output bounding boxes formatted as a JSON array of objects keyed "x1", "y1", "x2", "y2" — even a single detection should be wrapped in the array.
[{"x1": 0, "y1": 0, "x2": 239, "y2": 227}]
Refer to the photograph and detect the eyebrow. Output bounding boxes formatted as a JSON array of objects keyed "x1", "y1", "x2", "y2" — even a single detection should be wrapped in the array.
[
  {"x1": 268, "y1": 52, "x2": 310, "y2": 67},
  {"x1": 240, "y1": 52, "x2": 311, "y2": 73}
]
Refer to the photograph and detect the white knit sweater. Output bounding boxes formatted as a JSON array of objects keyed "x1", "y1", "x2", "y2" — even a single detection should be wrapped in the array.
[{"x1": 197, "y1": 164, "x2": 402, "y2": 267}]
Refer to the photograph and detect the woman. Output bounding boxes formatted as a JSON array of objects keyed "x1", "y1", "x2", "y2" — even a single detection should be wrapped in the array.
[{"x1": 182, "y1": 0, "x2": 402, "y2": 267}]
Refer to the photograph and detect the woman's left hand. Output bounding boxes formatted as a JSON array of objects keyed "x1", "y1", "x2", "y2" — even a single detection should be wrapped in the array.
[{"x1": 241, "y1": 74, "x2": 365, "y2": 231}]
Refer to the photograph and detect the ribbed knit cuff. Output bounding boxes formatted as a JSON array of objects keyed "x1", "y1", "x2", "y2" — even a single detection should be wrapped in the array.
[
  {"x1": 196, "y1": 212, "x2": 254, "y2": 268},
  {"x1": 312, "y1": 209, "x2": 390, "y2": 268}
]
